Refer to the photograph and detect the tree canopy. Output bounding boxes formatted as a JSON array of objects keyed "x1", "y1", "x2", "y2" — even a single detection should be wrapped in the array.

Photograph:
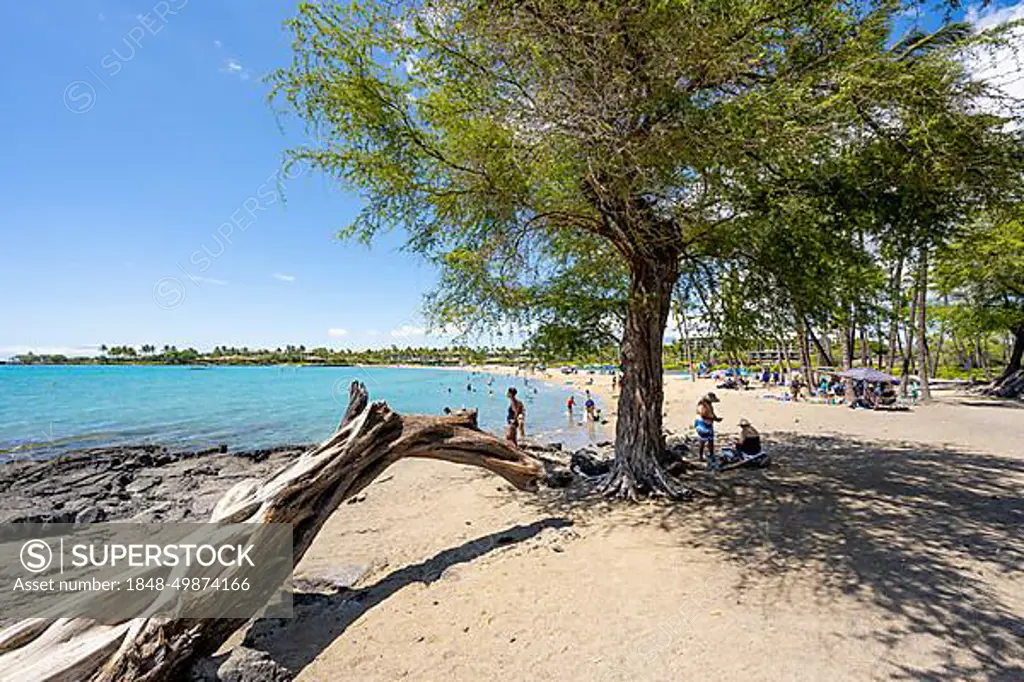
[{"x1": 272, "y1": 0, "x2": 1024, "y2": 497}]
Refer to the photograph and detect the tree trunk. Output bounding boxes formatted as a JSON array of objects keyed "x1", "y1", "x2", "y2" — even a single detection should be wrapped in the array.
[
  {"x1": 931, "y1": 317, "x2": 945, "y2": 380},
  {"x1": 807, "y1": 321, "x2": 835, "y2": 367},
  {"x1": 841, "y1": 320, "x2": 855, "y2": 404},
  {"x1": 995, "y1": 325, "x2": 1024, "y2": 383},
  {"x1": 900, "y1": 278, "x2": 917, "y2": 397},
  {"x1": 798, "y1": 318, "x2": 815, "y2": 390},
  {"x1": 887, "y1": 317, "x2": 899, "y2": 374},
  {"x1": 605, "y1": 256, "x2": 683, "y2": 500},
  {"x1": 887, "y1": 261, "x2": 902, "y2": 374},
  {"x1": 0, "y1": 383, "x2": 546, "y2": 681},
  {"x1": 977, "y1": 336, "x2": 991, "y2": 381},
  {"x1": 915, "y1": 249, "x2": 932, "y2": 402},
  {"x1": 859, "y1": 325, "x2": 870, "y2": 366}
]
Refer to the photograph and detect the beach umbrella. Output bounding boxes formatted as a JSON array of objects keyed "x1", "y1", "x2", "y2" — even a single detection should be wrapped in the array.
[{"x1": 837, "y1": 367, "x2": 900, "y2": 383}]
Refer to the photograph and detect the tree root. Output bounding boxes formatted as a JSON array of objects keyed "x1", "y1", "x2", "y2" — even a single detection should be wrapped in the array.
[{"x1": 600, "y1": 458, "x2": 692, "y2": 502}]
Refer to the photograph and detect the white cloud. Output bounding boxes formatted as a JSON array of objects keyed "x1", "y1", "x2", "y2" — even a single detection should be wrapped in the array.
[
  {"x1": 192, "y1": 276, "x2": 228, "y2": 286},
  {"x1": 390, "y1": 325, "x2": 426, "y2": 338},
  {"x1": 967, "y1": 2, "x2": 1024, "y2": 115},
  {"x1": 366, "y1": 329, "x2": 380, "y2": 336},
  {"x1": 98, "y1": 13, "x2": 106, "y2": 21},
  {"x1": 272, "y1": 272, "x2": 296, "y2": 282},
  {"x1": 220, "y1": 58, "x2": 251, "y2": 81},
  {"x1": 213, "y1": 39, "x2": 222, "y2": 48},
  {"x1": 328, "y1": 328, "x2": 349, "y2": 337}
]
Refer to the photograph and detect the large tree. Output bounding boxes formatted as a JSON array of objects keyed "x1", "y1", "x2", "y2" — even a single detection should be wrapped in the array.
[{"x1": 271, "y1": 0, "x2": 1008, "y2": 497}]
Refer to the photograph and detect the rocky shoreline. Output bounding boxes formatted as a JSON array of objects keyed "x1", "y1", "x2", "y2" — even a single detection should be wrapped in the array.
[{"x1": 0, "y1": 443, "x2": 310, "y2": 525}]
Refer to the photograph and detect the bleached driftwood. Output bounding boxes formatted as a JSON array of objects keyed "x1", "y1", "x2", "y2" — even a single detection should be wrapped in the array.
[{"x1": 0, "y1": 382, "x2": 545, "y2": 681}]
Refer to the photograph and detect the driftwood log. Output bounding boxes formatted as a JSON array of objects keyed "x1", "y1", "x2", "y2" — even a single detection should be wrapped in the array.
[{"x1": 0, "y1": 382, "x2": 545, "y2": 682}]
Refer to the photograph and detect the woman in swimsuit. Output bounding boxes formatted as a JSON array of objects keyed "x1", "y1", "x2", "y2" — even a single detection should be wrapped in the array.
[{"x1": 506, "y1": 387, "x2": 524, "y2": 445}]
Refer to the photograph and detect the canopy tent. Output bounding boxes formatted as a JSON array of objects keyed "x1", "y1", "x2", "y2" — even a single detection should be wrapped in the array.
[{"x1": 837, "y1": 367, "x2": 900, "y2": 383}]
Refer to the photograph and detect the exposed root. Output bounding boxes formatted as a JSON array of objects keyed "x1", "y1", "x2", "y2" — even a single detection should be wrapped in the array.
[
  {"x1": 600, "y1": 458, "x2": 692, "y2": 502},
  {"x1": 601, "y1": 465, "x2": 641, "y2": 502}
]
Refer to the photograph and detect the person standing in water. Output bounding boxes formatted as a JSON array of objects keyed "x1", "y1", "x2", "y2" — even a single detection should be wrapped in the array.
[{"x1": 505, "y1": 387, "x2": 525, "y2": 445}]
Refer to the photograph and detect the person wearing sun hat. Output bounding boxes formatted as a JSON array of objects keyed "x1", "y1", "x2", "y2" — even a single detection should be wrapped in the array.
[
  {"x1": 694, "y1": 392, "x2": 722, "y2": 460},
  {"x1": 734, "y1": 418, "x2": 762, "y2": 456}
]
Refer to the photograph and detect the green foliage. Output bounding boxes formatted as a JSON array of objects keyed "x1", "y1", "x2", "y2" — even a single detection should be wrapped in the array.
[
  {"x1": 936, "y1": 208, "x2": 1024, "y2": 335},
  {"x1": 269, "y1": 0, "x2": 986, "y2": 333},
  {"x1": 266, "y1": 0, "x2": 1024, "y2": 412}
]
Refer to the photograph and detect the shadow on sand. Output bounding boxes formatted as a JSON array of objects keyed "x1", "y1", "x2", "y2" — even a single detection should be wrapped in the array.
[
  {"x1": 225, "y1": 517, "x2": 571, "y2": 676},
  {"x1": 650, "y1": 433, "x2": 1023, "y2": 681}
]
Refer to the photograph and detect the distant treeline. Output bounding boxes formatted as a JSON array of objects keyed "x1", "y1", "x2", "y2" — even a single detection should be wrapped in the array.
[{"x1": 5, "y1": 345, "x2": 527, "y2": 367}]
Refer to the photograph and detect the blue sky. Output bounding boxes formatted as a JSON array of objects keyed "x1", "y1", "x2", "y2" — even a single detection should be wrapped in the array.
[
  {"x1": 0, "y1": 1, "x2": 1021, "y2": 358},
  {"x1": 0, "y1": 0, "x2": 448, "y2": 358}
]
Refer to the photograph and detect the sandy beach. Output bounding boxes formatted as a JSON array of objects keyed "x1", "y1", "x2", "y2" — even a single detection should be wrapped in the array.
[
  {"x1": 3, "y1": 366, "x2": 1020, "y2": 680},
  {"x1": 252, "y1": 368, "x2": 1024, "y2": 681}
]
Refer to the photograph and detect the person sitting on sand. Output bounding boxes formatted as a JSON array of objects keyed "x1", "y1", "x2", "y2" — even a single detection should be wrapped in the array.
[
  {"x1": 695, "y1": 392, "x2": 722, "y2": 460},
  {"x1": 506, "y1": 387, "x2": 524, "y2": 445},
  {"x1": 733, "y1": 418, "x2": 762, "y2": 456},
  {"x1": 852, "y1": 383, "x2": 878, "y2": 410}
]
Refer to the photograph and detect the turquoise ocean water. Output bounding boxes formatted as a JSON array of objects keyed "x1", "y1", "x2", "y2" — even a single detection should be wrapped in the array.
[{"x1": 0, "y1": 365, "x2": 605, "y2": 459}]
